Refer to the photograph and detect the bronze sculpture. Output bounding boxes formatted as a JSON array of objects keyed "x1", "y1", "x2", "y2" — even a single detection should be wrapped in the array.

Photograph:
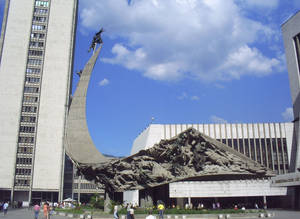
[{"x1": 88, "y1": 28, "x2": 104, "y2": 52}]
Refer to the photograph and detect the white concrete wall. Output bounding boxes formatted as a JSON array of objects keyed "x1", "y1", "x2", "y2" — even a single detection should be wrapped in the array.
[
  {"x1": 32, "y1": 0, "x2": 76, "y2": 190},
  {"x1": 0, "y1": 0, "x2": 34, "y2": 189},
  {"x1": 169, "y1": 180, "x2": 287, "y2": 198},
  {"x1": 124, "y1": 190, "x2": 139, "y2": 206}
]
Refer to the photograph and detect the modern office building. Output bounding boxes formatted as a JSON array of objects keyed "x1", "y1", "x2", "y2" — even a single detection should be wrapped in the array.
[
  {"x1": 126, "y1": 123, "x2": 293, "y2": 208},
  {"x1": 0, "y1": 0, "x2": 77, "y2": 203}
]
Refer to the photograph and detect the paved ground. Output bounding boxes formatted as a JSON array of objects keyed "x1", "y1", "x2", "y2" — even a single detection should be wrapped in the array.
[
  {"x1": 0, "y1": 208, "x2": 67, "y2": 219},
  {"x1": 0, "y1": 209, "x2": 299, "y2": 219}
]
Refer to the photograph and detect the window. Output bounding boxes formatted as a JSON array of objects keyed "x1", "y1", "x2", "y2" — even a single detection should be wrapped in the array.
[
  {"x1": 26, "y1": 77, "x2": 40, "y2": 83},
  {"x1": 35, "y1": 1, "x2": 49, "y2": 7},
  {"x1": 28, "y1": 50, "x2": 43, "y2": 56},
  {"x1": 30, "y1": 41, "x2": 44, "y2": 48},
  {"x1": 34, "y1": 8, "x2": 48, "y2": 14},
  {"x1": 22, "y1": 106, "x2": 37, "y2": 113},
  {"x1": 31, "y1": 33, "x2": 45, "y2": 39},
  {"x1": 21, "y1": 116, "x2": 36, "y2": 123},
  {"x1": 16, "y1": 157, "x2": 32, "y2": 165},
  {"x1": 18, "y1": 137, "x2": 34, "y2": 143},
  {"x1": 23, "y1": 96, "x2": 38, "y2": 103},
  {"x1": 32, "y1": 24, "x2": 46, "y2": 31},
  {"x1": 15, "y1": 179, "x2": 30, "y2": 186},
  {"x1": 16, "y1": 168, "x2": 31, "y2": 175},
  {"x1": 33, "y1": 16, "x2": 47, "y2": 22},
  {"x1": 294, "y1": 33, "x2": 300, "y2": 74},
  {"x1": 27, "y1": 58, "x2": 42, "y2": 66},
  {"x1": 24, "y1": 87, "x2": 39, "y2": 94},
  {"x1": 20, "y1": 126, "x2": 35, "y2": 133},
  {"x1": 26, "y1": 68, "x2": 41, "y2": 74}
]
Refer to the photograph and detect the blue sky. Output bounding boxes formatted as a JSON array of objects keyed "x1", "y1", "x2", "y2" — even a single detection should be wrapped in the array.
[{"x1": 1, "y1": 0, "x2": 300, "y2": 156}]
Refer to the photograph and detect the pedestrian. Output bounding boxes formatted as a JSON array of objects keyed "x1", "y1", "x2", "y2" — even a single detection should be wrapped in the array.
[
  {"x1": 114, "y1": 205, "x2": 119, "y2": 219},
  {"x1": 157, "y1": 202, "x2": 165, "y2": 219},
  {"x1": 126, "y1": 204, "x2": 131, "y2": 219},
  {"x1": 254, "y1": 203, "x2": 259, "y2": 209},
  {"x1": 34, "y1": 203, "x2": 41, "y2": 219},
  {"x1": 3, "y1": 201, "x2": 8, "y2": 215},
  {"x1": 146, "y1": 210, "x2": 156, "y2": 219},
  {"x1": 129, "y1": 205, "x2": 135, "y2": 219},
  {"x1": 43, "y1": 202, "x2": 49, "y2": 219}
]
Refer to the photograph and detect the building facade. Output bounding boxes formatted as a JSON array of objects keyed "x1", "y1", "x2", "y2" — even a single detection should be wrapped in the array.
[
  {"x1": 0, "y1": 0, "x2": 77, "y2": 203},
  {"x1": 127, "y1": 123, "x2": 293, "y2": 208},
  {"x1": 270, "y1": 10, "x2": 300, "y2": 209}
]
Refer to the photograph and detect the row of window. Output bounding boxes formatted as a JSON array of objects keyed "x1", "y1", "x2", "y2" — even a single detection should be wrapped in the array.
[
  {"x1": 26, "y1": 76, "x2": 40, "y2": 83},
  {"x1": 32, "y1": 24, "x2": 46, "y2": 31},
  {"x1": 22, "y1": 106, "x2": 37, "y2": 113},
  {"x1": 35, "y1": 0, "x2": 49, "y2": 7},
  {"x1": 27, "y1": 58, "x2": 42, "y2": 65},
  {"x1": 17, "y1": 147, "x2": 33, "y2": 154},
  {"x1": 34, "y1": 8, "x2": 48, "y2": 15},
  {"x1": 26, "y1": 68, "x2": 41, "y2": 75},
  {"x1": 20, "y1": 126, "x2": 35, "y2": 133},
  {"x1": 19, "y1": 137, "x2": 35, "y2": 143},
  {"x1": 29, "y1": 41, "x2": 44, "y2": 48},
  {"x1": 33, "y1": 16, "x2": 47, "y2": 23},
  {"x1": 29, "y1": 50, "x2": 43, "y2": 57},
  {"x1": 24, "y1": 86, "x2": 39, "y2": 94},
  {"x1": 16, "y1": 157, "x2": 32, "y2": 165},
  {"x1": 31, "y1": 33, "x2": 45, "y2": 39},
  {"x1": 16, "y1": 168, "x2": 31, "y2": 176},
  {"x1": 15, "y1": 179, "x2": 30, "y2": 186},
  {"x1": 73, "y1": 183, "x2": 98, "y2": 190},
  {"x1": 23, "y1": 96, "x2": 38, "y2": 103},
  {"x1": 21, "y1": 116, "x2": 36, "y2": 123}
]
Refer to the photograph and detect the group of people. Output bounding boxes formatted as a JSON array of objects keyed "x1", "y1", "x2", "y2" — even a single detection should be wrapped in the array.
[
  {"x1": 32, "y1": 202, "x2": 51, "y2": 219},
  {"x1": 113, "y1": 202, "x2": 165, "y2": 219}
]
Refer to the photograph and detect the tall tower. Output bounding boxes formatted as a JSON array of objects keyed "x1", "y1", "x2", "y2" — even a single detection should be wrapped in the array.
[
  {"x1": 0, "y1": 0, "x2": 77, "y2": 203},
  {"x1": 282, "y1": 11, "x2": 300, "y2": 173}
]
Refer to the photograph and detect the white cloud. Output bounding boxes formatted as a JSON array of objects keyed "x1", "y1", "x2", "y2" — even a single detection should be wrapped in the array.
[
  {"x1": 282, "y1": 107, "x2": 294, "y2": 121},
  {"x1": 177, "y1": 92, "x2": 188, "y2": 100},
  {"x1": 177, "y1": 92, "x2": 199, "y2": 101},
  {"x1": 210, "y1": 115, "x2": 228, "y2": 124},
  {"x1": 80, "y1": 0, "x2": 283, "y2": 82},
  {"x1": 99, "y1": 78, "x2": 109, "y2": 86},
  {"x1": 190, "y1": 96, "x2": 200, "y2": 101}
]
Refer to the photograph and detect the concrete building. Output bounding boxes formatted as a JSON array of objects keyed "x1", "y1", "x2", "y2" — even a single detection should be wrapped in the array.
[
  {"x1": 126, "y1": 123, "x2": 293, "y2": 208},
  {"x1": 269, "y1": 10, "x2": 300, "y2": 209},
  {"x1": 0, "y1": 0, "x2": 77, "y2": 203}
]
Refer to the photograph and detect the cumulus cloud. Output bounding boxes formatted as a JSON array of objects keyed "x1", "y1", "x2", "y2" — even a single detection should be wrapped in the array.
[
  {"x1": 282, "y1": 107, "x2": 294, "y2": 121},
  {"x1": 80, "y1": 0, "x2": 283, "y2": 82},
  {"x1": 99, "y1": 78, "x2": 110, "y2": 86},
  {"x1": 210, "y1": 115, "x2": 228, "y2": 124}
]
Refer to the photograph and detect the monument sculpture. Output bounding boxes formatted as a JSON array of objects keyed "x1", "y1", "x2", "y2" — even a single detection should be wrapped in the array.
[{"x1": 65, "y1": 30, "x2": 275, "y2": 195}]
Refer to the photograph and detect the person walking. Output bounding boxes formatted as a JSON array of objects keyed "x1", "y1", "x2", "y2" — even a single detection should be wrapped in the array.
[
  {"x1": 157, "y1": 202, "x2": 165, "y2": 219},
  {"x1": 114, "y1": 205, "x2": 119, "y2": 219},
  {"x1": 43, "y1": 202, "x2": 49, "y2": 219},
  {"x1": 3, "y1": 201, "x2": 8, "y2": 216},
  {"x1": 129, "y1": 205, "x2": 135, "y2": 219},
  {"x1": 33, "y1": 203, "x2": 41, "y2": 219}
]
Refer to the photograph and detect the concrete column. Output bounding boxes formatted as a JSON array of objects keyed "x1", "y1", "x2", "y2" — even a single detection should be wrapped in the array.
[
  {"x1": 263, "y1": 196, "x2": 267, "y2": 209},
  {"x1": 188, "y1": 197, "x2": 191, "y2": 205},
  {"x1": 176, "y1": 198, "x2": 184, "y2": 208}
]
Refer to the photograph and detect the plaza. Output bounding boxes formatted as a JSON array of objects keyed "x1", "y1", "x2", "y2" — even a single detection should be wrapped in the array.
[{"x1": 0, "y1": 209, "x2": 299, "y2": 219}]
